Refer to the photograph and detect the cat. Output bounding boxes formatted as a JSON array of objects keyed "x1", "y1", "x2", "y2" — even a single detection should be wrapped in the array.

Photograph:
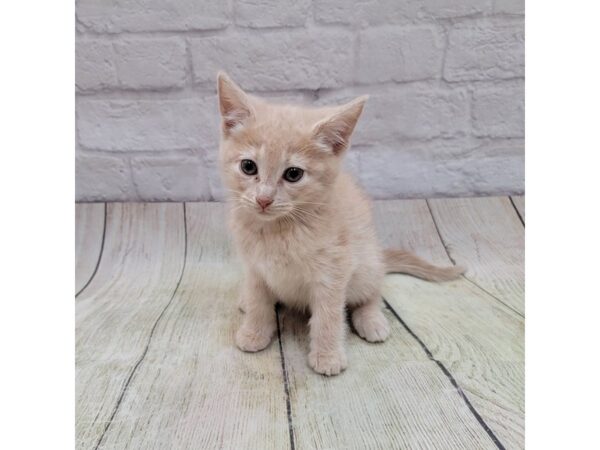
[{"x1": 216, "y1": 72, "x2": 464, "y2": 376}]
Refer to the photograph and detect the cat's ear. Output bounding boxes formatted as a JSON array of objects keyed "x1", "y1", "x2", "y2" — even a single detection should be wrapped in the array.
[
  {"x1": 313, "y1": 96, "x2": 368, "y2": 155},
  {"x1": 217, "y1": 72, "x2": 254, "y2": 135}
]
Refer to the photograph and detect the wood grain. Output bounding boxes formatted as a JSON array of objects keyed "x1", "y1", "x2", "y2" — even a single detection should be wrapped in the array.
[
  {"x1": 373, "y1": 200, "x2": 451, "y2": 264},
  {"x1": 374, "y1": 199, "x2": 524, "y2": 449},
  {"x1": 279, "y1": 309, "x2": 499, "y2": 449},
  {"x1": 97, "y1": 203, "x2": 291, "y2": 450},
  {"x1": 75, "y1": 203, "x2": 105, "y2": 295},
  {"x1": 427, "y1": 197, "x2": 525, "y2": 316},
  {"x1": 75, "y1": 199, "x2": 524, "y2": 449},
  {"x1": 279, "y1": 199, "x2": 505, "y2": 449},
  {"x1": 76, "y1": 203, "x2": 186, "y2": 450},
  {"x1": 511, "y1": 196, "x2": 525, "y2": 223}
]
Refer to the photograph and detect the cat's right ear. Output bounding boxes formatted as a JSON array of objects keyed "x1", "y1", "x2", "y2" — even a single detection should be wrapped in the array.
[{"x1": 217, "y1": 72, "x2": 253, "y2": 135}]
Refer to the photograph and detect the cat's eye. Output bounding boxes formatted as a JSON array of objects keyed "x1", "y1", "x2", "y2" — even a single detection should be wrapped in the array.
[
  {"x1": 283, "y1": 167, "x2": 304, "y2": 183},
  {"x1": 240, "y1": 159, "x2": 258, "y2": 175}
]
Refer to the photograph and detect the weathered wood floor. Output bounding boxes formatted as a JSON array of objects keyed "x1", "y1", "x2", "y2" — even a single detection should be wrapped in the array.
[{"x1": 76, "y1": 197, "x2": 524, "y2": 450}]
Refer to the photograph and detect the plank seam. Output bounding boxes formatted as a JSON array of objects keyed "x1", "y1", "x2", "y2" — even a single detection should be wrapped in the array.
[
  {"x1": 461, "y1": 275, "x2": 525, "y2": 318},
  {"x1": 424, "y1": 199, "x2": 457, "y2": 265},
  {"x1": 76, "y1": 203, "x2": 107, "y2": 298},
  {"x1": 383, "y1": 299, "x2": 506, "y2": 450},
  {"x1": 509, "y1": 196, "x2": 525, "y2": 227},
  {"x1": 93, "y1": 203, "x2": 188, "y2": 450},
  {"x1": 425, "y1": 199, "x2": 524, "y2": 318},
  {"x1": 276, "y1": 306, "x2": 296, "y2": 450}
]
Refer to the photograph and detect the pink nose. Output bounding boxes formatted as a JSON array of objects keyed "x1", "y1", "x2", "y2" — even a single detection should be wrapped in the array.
[{"x1": 256, "y1": 196, "x2": 274, "y2": 210}]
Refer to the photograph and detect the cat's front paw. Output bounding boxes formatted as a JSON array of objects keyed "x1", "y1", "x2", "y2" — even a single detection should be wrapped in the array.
[
  {"x1": 235, "y1": 326, "x2": 273, "y2": 352},
  {"x1": 308, "y1": 350, "x2": 348, "y2": 376}
]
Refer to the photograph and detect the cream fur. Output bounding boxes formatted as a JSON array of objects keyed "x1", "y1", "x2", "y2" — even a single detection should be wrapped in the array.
[{"x1": 216, "y1": 72, "x2": 463, "y2": 376}]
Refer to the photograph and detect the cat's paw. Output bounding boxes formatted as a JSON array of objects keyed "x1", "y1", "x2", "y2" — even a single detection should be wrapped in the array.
[
  {"x1": 235, "y1": 327, "x2": 273, "y2": 352},
  {"x1": 352, "y1": 307, "x2": 390, "y2": 343},
  {"x1": 308, "y1": 350, "x2": 348, "y2": 376}
]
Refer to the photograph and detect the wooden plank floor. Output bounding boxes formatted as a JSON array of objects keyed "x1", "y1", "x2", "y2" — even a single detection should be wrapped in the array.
[{"x1": 76, "y1": 196, "x2": 524, "y2": 450}]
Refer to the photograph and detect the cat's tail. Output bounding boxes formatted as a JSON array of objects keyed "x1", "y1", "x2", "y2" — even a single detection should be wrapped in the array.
[{"x1": 383, "y1": 249, "x2": 465, "y2": 282}]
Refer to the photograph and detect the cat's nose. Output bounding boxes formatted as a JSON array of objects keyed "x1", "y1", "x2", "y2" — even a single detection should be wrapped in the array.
[{"x1": 256, "y1": 196, "x2": 274, "y2": 210}]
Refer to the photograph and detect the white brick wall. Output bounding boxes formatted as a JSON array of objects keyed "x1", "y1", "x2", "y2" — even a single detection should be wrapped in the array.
[{"x1": 76, "y1": 0, "x2": 524, "y2": 201}]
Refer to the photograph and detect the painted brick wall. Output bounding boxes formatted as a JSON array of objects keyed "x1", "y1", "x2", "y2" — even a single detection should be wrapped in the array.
[{"x1": 76, "y1": 0, "x2": 524, "y2": 201}]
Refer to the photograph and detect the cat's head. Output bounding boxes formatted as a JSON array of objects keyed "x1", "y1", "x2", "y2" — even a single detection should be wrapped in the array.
[{"x1": 217, "y1": 72, "x2": 366, "y2": 221}]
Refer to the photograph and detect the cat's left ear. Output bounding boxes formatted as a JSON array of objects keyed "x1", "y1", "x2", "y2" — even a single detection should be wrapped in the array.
[{"x1": 313, "y1": 96, "x2": 368, "y2": 155}]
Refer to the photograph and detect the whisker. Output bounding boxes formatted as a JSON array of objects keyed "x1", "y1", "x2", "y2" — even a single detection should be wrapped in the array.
[
  {"x1": 292, "y1": 206, "x2": 325, "y2": 220},
  {"x1": 296, "y1": 201, "x2": 328, "y2": 206}
]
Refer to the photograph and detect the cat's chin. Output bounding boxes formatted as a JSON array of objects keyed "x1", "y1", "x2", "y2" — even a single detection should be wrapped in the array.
[
  {"x1": 238, "y1": 206, "x2": 285, "y2": 222},
  {"x1": 255, "y1": 210, "x2": 285, "y2": 221}
]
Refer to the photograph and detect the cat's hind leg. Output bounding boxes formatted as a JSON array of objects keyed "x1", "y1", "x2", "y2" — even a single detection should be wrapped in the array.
[
  {"x1": 351, "y1": 298, "x2": 390, "y2": 343},
  {"x1": 347, "y1": 264, "x2": 390, "y2": 343}
]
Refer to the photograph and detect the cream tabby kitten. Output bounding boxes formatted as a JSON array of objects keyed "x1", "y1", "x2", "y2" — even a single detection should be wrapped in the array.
[{"x1": 217, "y1": 72, "x2": 463, "y2": 376}]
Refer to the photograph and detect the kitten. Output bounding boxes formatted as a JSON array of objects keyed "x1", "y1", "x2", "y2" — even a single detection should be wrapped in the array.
[{"x1": 217, "y1": 72, "x2": 463, "y2": 376}]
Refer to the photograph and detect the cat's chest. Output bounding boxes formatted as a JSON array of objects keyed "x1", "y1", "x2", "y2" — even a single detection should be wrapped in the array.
[
  {"x1": 242, "y1": 234, "x2": 312, "y2": 301},
  {"x1": 259, "y1": 259, "x2": 308, "y2": 302}
]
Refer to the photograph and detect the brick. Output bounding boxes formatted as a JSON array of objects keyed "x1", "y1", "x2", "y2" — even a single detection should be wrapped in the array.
[
  {"x1": 358, "y1": 144, "x2": 443, "y2": 199},
  {"x1": 357, "y1": 139, "x2": 524, "y2": 198},
  {"x1": 319, "y1": 86, "x2": 470, "y2": 144},
  {"x1": 419, "y1": 0, "x2": 492, "y2": 18},
  {"x1": 76, "y1": 38, "x2": 187, "y2": 91},
  {"x1": 77, "y1": 98, "x2": 219, "y2": 151},
  {"x1": 448, "y1": 139, "x2": 524, "y2": 195},
  {"x1": 113, "y1": 38, "x2": 187, "y2": 89},
  {"x1": 76, "y1": 0, "x2": 230, "y2": 33},
  {"x1": 131, "y1": 156, "x2": 211, "y2": 201},
  {"x1": 357, "y1": 26, "x2": 444, "y2": 83},
  {"x1": 444, "y1": 19, "x2": 525, "y2": 81},
  {"x1": 74, "y1": 0, "x2": 525, "y2": 201},
  {"x1": 314, "y1": 0, "x2": 491, "y2": 25},
  {"x1": 494, "y1": 0, "x2": 524, "y2": 14},
  {"x1": 313, "y1": 0, "x2": 356, "y2": 24},
  {"x1": 235, "y1": 0, "x2": 310, "y2": 28},
  {"x1": 202, "y1": 148, "x2": 226, "y2": 201},
  {"x1": 253, "y1": 90, "x2": 315, "y2": 104},
  {"x1": 190, "y1": 30, "x2": 354, "y2": 90},
  {"x1": 76, "y1": 41, "x2": 117, "y2": 91},
  {"x1": 472, "y1": 83, "x2": 524, "y2": 138},
  {"x1": 75, "y1": 153, "x2": 135, "y2": 201}
]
